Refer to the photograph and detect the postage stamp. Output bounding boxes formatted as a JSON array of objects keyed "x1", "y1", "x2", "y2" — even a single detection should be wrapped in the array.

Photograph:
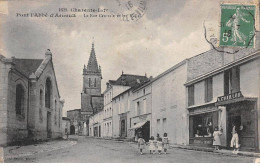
[{"x1": 219, "y1": 4, "x2": 256, "y2": 48}]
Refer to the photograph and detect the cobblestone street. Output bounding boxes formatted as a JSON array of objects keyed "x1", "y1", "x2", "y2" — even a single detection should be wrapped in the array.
[{"x1": 3, "y1": 136, "x2": 257, "y2": 163}]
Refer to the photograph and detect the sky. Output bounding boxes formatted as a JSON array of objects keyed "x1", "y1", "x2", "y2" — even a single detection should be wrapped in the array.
[{"x1": 0, "y1": 0, "x2": 242, "y2": 115}]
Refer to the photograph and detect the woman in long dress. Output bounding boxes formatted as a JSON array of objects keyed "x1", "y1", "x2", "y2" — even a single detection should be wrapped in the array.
[{"x1": 213, "y1": 126, "x2": 222, "y2": 150}]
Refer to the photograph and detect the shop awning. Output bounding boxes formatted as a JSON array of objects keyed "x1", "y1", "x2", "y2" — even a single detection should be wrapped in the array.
[
  {"x1": 215, "y1": 97, "x2": 257, "y2": 106},
  {"x1": 129, "y1": 121, "x2": 147, "y2": 130}
]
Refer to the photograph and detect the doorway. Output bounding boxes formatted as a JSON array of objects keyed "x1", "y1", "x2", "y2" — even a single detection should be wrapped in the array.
[
  {"x1": 47, "y1": 112, "x2": 52, "y2": 138},
  {"x1": 70, "y1": 125, "x2": 75, "y2": 135},
  {"x1": 227, "y1": 101, "x2": 257, "y2": 151}
]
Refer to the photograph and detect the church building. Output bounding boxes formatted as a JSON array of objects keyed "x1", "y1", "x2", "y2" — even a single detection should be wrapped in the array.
[
  {"x1": 81, "y1": 42, "x2": 104, "y2": 135},
  {"x1": 0, "y1": 49, "x2": 64, "y2": 145}
]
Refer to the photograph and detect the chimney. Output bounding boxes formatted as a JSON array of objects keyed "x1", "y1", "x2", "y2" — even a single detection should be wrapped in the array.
[{"x1": 45, "y1": 49, "x2": 52, "y2": 59}]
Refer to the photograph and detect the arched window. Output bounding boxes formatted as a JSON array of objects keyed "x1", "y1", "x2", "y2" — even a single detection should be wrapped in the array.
[
  {"x1": 16, "y1": 84, "x2": 25, "y2": 115},
  {"x1": 88, "y1": 78, "x2": 91, "y2": 87},
  {"x1": 54, "y1": 99, "x2": 57, "y2": 125},
  {"x1": 39, "y1": 89, "x2": 43, "y2": 122},
  {"x1": 45, "y1": 78, "x2": 51, "y2": 108}
]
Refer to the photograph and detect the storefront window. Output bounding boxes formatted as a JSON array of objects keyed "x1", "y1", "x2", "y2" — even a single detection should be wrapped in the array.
[{"x1": 192, "y1": 113, "x2": 213, "y2": 138}]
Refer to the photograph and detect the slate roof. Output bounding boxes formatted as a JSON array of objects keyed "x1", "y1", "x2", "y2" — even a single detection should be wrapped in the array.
[
  {"x1": 13, "y1": 58, "x2": 43, "y2": 77},
  {"x1": 110, "y1": 74, "x2": 148, "y2": 87},
  {"x1": 87, "y1": 43, "x2": 99, "y2": 72}
]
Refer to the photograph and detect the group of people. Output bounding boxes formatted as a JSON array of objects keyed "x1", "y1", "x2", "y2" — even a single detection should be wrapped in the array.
[
  {"x1": 137, "y1": 133, "x2": 169, "y2": 155},
  {"x1": 212, "y1": 122, "x2": 243, "y2": 154}
]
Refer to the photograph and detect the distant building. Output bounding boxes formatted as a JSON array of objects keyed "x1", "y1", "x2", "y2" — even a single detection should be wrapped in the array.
[
  {"x1": 62, "y1": 117, "x2": 71, "y2": 137},
  {"x1": 111, "y1": 73, "x2": 149, "y2": 139},
  {"x1": 0, "y1": 49, "x2": 64, "y2": 145},
  {"x1": 67, "y1": 109, "x2": 81, "y2": 135}
]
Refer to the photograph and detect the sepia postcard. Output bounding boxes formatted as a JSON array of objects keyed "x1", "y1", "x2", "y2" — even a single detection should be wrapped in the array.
[{"x1": 0, "y1": 0, "x2": 259, "y2": 163}]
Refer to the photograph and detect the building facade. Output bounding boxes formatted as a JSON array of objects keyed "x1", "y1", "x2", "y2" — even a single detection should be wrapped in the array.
[
  {"x1": 0, "y1": 50, "x2": 64, "y2": 145},
  {"x1": 129, "y1": 81, "x2": 152, "y2": 142},
  {"x1": 186, "y1": 33, "x2": 260, "y2": 151},
  {"x1": 111, "y1": 74, "x2": 149, "y2": 138},
  {"x1": 151, "y1": 60, "x2": 189, "y2": 145}
]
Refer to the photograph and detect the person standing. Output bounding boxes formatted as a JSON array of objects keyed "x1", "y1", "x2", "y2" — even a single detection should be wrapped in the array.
[
  {"x1": 213, "y1": 126, "x2": 222, "y2": 150},
  {"x1": 157, "y1": 137, "x2": 163, "y2": 155},
  {"x1": 163, "y1": 133, "x2": 169, "y2": 154},
  {"x1": 137, "y1": 133, "x2": 146, "y2": 155},
  {"x1": 148, "y1": 136, "x2": 156, "y2": 154},
  {"x1": 230, "y1": 122, "x2": 243, "y2": 154}
]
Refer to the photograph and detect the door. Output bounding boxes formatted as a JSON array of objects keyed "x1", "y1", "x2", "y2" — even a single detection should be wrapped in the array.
[
  {"x1": 47, "y1": 112, "x2": 52, "y2": 138},
  {"x1": 121, "y1": 119, "x2": 126, "y2": 138},
  {"x1": 70, "y1": 125, "x2": 75, "y2": 135}
]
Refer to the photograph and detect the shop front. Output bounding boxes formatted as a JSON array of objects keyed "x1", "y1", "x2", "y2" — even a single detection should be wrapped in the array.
[
  {"x1": 216, "y1": 91, "x2": 258, "y2": 151},
  {"x1": 189, "y1": 104, "x2": 219, "y2": 147},
  {"x1": 129, "y1": 113, "x2": 151, "y2": 142}
]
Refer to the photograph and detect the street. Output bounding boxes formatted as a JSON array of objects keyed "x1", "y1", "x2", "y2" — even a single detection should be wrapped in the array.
[{"x1": 3, "y1": 136, "x2": 256, "y2": 163}]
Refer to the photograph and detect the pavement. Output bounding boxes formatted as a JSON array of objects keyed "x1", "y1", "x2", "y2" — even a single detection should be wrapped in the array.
[
  {"x1": 2, "y1": 135, "x2": 259, "y2": 163},
  {"x1": 170, "y1": 144, "x2": 260, "y2": 158}
]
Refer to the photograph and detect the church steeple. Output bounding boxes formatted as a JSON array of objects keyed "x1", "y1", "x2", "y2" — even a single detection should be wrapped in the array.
[
  {"x1": 82, "y1": 40, "x2": 102, "y2": 94},
  {"x1": 86, "y1": 41, "x2": 99, "y2": 73}
]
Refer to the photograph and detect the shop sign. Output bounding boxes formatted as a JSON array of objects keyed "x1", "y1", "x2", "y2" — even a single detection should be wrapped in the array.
[{"x1": 217, "y1": 91, "x2": 243, "y2": 102}]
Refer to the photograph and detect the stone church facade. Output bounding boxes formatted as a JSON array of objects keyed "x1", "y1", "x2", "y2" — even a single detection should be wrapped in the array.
[{"x1": 0, "y1": 49, "x2": 64, "y2": 145}]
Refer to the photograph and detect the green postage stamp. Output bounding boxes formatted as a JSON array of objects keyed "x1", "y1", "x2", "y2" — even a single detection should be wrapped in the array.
[{"x1": 220, "y1": 4, "x2": 256, "y2": 48}]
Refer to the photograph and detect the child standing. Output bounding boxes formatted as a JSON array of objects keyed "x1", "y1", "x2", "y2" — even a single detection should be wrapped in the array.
[
  {"x1": 157, "y1": 138, "x2": 163, "y2": 155},
  {"x1": 213, "y1": 126, "x2": 222, "y2": 150},
  {"x1": 137, "y1": 134, "x2": 146, "y2": 155},
  {"x1": 148, "y1": 136, "x2": 156, "y2": 154},
  {"x1": 163, "y1": 133, "x2": 169, "y2": 154}
]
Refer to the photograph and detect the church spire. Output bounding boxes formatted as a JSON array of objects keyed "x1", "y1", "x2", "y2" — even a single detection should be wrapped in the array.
[{"x1": 86, "y1": 39, "x2": 99, "y2": 73}]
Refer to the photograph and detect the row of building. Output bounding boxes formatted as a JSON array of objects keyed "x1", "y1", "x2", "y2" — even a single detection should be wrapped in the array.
[
  {"x1": 70, "y1": 33, "x2": 260, "y2": 152},
  {"x1": 0, "y1": 50, "x2": 64, "y2": 145}
]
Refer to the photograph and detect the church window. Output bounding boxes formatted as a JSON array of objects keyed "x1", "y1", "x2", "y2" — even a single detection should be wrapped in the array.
[
  {"x1": 16, "y1": 84, "x2": 25, "y2": 116},
  {"x1": 54, "y1": 100, "x2": 57, "y2": 125},
  {"x1": 45, "y1": 78, "x2": 52, "y2": 108},
  {"x1": 88, "y1": 78, "x2": 91, "y2": 87},
  {"x1": 39, "y1": 89, "x2": 43, "y2": 122}
]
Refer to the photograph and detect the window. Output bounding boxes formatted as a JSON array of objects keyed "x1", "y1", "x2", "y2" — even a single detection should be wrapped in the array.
[
  {"x1": 16, "y1": 84, "x2": 25, "y2": 116},
  {"x1": 163, "y1": 118, "x2": 166, "y2": 134},
  {"x1": 54, "y1": 100, "x2": 57, "y2": 125},
  {"x1": 224, "y1": 67, "x2": 240, "y2": 95},
  {"x1": 190, "y1": 112, "x2": 218, "y2": 138},
  {"x1": 143, "y1": 88, "x2": 146, "y2": 95},
  {"x1": 137, "y1": 101, "x2": 140, "y2": 115},
  {"x1": 88, "y1": 78, "x2": 91, "y2": 87},
  {"x1": 205, "y1": 77, "x2": 213, "y2": 102},
  {"x1": 188, "y1": 85, "x2": 194, "y2": 106},
  {"x1": 143, "y1": 99, "x2": 147, "y2": 114},
  {"x1": 59, "y1": 109, "x2": 61, "y2": 128},
  {"x1": 157, "y1": 119, "x2": 160, "y2": 135},
  {"x1": 39, "y1": 89, "x2": 43, "y2": 122},
  {"x1": 94, "y1": 78, "x2": 96, "y2": 87},
  {"x1": 45, "y1": 78, "x2": 52, "y2": 108}
]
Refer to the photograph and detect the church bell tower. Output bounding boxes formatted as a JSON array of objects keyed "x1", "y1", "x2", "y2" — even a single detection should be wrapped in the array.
[{"x1": 81, "y1": 41, "x2": 102, "y2": 115}]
